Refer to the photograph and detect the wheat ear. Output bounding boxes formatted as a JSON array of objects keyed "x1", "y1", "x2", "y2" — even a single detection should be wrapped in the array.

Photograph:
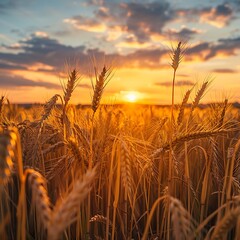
[
  {"x1": 171, "y1": 42, "x2": 184, "y2": 71},
  {"x1": 41, "y1": 94, "x2": 59, "y2": 122},
  {"x1": 63, "y1": 69, "x2": 79, "y2": 105},
  {"x1": 217, "y1": 99, "x2": 228, "y2": 128},
  {"x1": 92, "y1": 66, "x2": 112, "y2": 114},
  {"x1": 0, "y1": 127, "x2": 16, "y2": 184},
  {"x1": 67, "y1": 138, "x2": 88, "y2": 167},
  {"x1": 120, "y1": 141, "x2": 134, "y2": 198},
  {"x1": 177, "y1": 89, "x2": 191, "y2": 126},
  {"x1": 190, "y1": 81, "x2": 209, "y2": 116},
  {"x1": 26, "y1": 168, "x2": 52, "y2": 230},
  {"x1": 210, "y1": 207, "x2": 240, "y2": 240},
  {"x1": 48, "y1": 168, "x2": 96, "y2": 240},
  {"x1": 170, "y1": 197, "x2": 195, "y2": 240}
]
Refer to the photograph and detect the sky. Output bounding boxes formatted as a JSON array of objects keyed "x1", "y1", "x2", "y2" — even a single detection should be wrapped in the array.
[{"x1": 0, "y1": 0, "x2": 240, "y2": 104}]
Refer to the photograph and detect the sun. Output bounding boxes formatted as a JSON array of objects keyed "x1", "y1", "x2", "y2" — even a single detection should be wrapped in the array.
[
  {"x1": 120, "y1": 91, "x2": 142, "y2": 103},
  {"x1": 125, "y1": 92, "x2": 138, "y2": 103},
  {"x1": 126, "y1": 93, "x2": 137, "y2": 102}
]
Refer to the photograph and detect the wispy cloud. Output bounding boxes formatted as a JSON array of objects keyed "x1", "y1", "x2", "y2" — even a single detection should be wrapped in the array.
[
  {"x1": 164, "y1": 27, "x2": 202, "y2": 40},
  {"x1": 155, "y1": 80, "x2": 194, "y2": 87},
  {"x1": 213, "y1": 68, "x2": 237, "y2": 73},
  {"x1": 64, "y1": 16, "x2": 107, "y2": 33},
  {"x1": 0, "y1": 73, "x2": 60, "y2": 89}
]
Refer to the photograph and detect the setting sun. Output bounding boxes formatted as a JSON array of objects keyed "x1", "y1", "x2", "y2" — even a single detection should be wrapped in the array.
[
  {"x1": 121, "y1": 91, "x2": 141, "y2": 103},
  {"x1": 126, "y1": 92, "x2": 137, "y2": 102}
]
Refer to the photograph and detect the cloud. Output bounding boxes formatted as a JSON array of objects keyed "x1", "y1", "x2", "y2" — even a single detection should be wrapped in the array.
[
  {"x1": 155, "y1": 80, "x2": 194, "y2": 87},
  {"x1": 0, "y1": 73, "x2": 60, "y2": 89},
  {"x1": 0, "y1": 62, "x2": 27, "y2": 70},
  {"x1": 0, "y1": 34, "x2": 169, "y2": 73},
  {"x1": 177, "y1": 3, "x2": 234, "y2": 28},
  {"x1": 200, "y1": 3, "x2": 234, "y2": 27},
  {"x1": 205, "y1": 36, "x2": 240, "y2": 59},
  {"x1": 1, "y1": 33, "x2": 240, "y2": 79},
  {"x1": 0, "y1": 33, "x2": 88, "y2": 73},
  {"x1": 64, "y1": 2, "x2": 235, "y2": 44},
  {"x1": 164, "y1": 27, "x2": 201, "y2": 40},
  {"x1": 64, "y1": 1, "x2": 174, "y2": 42},
  {"x1": 116, "y1": 48, "x2": 168, "y2": 68},
  {"x1": 121, "y1": 1, "x2": 173, "y2": 42},
  {"x1": 64, "y1": 16, "x2": 107, "y2": 32},
  {"x1": 0, "y1": 0, "x2": 32, "y2": 13},
  {"x1": 86, "y1": 0, "x2": 104, "y2": 6},
  {"x1": 0, "y1": 0, "x2": 17, "y2": 13},
  {"x1": 186, "y1": 36, "x2": 240, "y2": 60},
  {"x1": 213, "y1": 68, "x2": 237, "y2": 73}
]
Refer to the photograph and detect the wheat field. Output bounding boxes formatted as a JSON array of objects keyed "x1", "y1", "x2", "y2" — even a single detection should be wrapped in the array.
[{"x1": 1, "y1": 43, "x2": 240, "y2": 240}]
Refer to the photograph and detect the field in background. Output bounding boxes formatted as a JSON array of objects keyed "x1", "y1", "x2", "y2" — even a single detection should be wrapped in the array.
[{"x1": 1, "y1": 43, "x2": 240, "y2": 240}]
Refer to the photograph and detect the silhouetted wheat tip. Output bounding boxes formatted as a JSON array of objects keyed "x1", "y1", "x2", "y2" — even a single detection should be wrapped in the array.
[{"x1": 171, "y1": 42, "x2": 182, "y2": 71}]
